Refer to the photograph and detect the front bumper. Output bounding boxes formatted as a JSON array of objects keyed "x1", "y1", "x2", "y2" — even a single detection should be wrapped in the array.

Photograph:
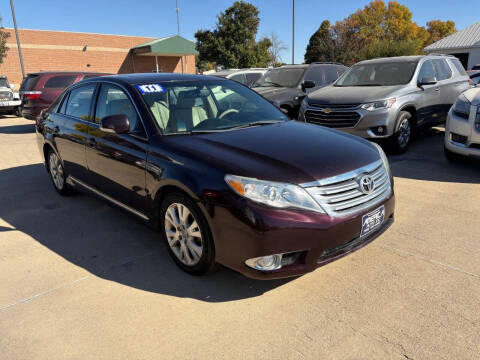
[
  {"x1": 210, "y1": 193, "x2": 395, "y2": 280},
  {"x1": 445, "y1": 107, "x2": 480, "y2": 159},
  {"x1": 0, "y1": 99, "x2": 21, "y2": 112}
]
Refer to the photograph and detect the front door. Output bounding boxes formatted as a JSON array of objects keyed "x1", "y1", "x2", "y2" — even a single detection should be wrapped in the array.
[
  {"x1": 85, "y1": 83, "x2": 149, "y2": 213},
  {"x1": 416, "y1": 60, "x2": 442, "y2": 127}
]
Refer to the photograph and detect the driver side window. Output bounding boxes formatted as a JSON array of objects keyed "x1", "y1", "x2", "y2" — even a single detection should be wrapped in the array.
[
  {"x1": 418, "y1": 60, "x2": 436, "y2": 81},
  {"x1": 95, "y1": 84, "x2": 142, "y2": 134}
]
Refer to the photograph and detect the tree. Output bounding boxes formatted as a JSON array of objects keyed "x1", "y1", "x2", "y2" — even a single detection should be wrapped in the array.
[
  {"x1": 0, "y1": 18, "x2": 10, "y2": 65},
  {"x1": 304, "y1": 20, "x2": 336, "y2": 63},
  {"x1": 266, "y1": 32, "x2": 288, "y2": 66},
  {"x1": 195, "y1": 1, "x2": 271, "y2": 69},
  {"x1": 424, "y1": 20, "x2": 456, "y2": 47}
]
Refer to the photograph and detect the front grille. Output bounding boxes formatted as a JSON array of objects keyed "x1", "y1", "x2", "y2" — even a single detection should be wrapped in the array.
[
  {"x1": 302, "y1": 160, "x2": 391, "y2": 217},
  {"x1": 310, "y1": 103, "x2": 360, "y2": 109},
  {"x1": 0, "y1": 91, "x2": 13, "y2": 101},
  {"x1": 304, "y1": 108, "x2": 361, "y2": 128}
]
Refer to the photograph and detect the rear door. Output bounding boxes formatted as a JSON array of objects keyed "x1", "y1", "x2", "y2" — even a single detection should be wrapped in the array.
[
  {"x1": 54, "y1": 83, "x2": 97, "y2": 181},
  {"x1": 416, "y1": 60, "x2": 442, "y2": 127},
  {"x1": 84, "y1": 82, "x2": 148, "y2": 213},
  {"x1": 432, "y1": 58, "x2": 455, "y2": 122}
]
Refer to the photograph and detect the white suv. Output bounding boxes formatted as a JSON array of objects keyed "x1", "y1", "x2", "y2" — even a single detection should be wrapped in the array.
[
  {"x1": 0, "y1": 76, "x2": 21, "y2": 116},
  {"x1": 210, "y1": 68, "x2": 268, "y2": 87},
  {"x1": 444, "y1": 87, "x2": 480, "y2": 161}
]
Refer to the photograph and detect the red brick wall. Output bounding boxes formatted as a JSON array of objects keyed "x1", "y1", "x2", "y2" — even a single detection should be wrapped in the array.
[{"x1": 0, "y1": 29, "x2": 196, "y2": 85}]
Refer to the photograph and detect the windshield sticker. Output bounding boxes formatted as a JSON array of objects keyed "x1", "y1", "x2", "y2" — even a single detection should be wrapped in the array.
[{"x1": 136, "y1": 84, "x2": 165, "y2": 94}]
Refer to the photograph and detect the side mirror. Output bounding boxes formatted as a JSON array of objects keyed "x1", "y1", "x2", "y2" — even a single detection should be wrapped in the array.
[
  {"x1": 418, "y1": 76, "x2": 437, "y2": 86},
  {"x1": 100, "y1": 114, "x2": 130, "y2": 134},
  {"x1": 301, "y1": 80, "x2": 316, "y2": 91}
]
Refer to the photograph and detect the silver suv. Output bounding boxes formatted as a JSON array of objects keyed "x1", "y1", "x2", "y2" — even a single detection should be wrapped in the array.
[{"x1": 299, "y1": 55, "x2": 471, "y2": 152}]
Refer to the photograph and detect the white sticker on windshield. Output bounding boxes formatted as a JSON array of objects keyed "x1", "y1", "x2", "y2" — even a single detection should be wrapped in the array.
[{"x1": 136, "y1": 84, "x2": 164, "y2": 94}]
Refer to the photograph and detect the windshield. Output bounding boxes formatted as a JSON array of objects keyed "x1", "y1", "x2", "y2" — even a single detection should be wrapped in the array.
[
  {"x1": 138, "y1": 80, "x2": 288, "y2": 135},
  {"x1": 254, "y1": 68, "x2": 305, "y2": 88},
  {"x1": 0, "y1": 78, "x2": 9, "y2": 88},
  {"x1": 335, "y1": 61, "x2": 417, "y2": 86}
]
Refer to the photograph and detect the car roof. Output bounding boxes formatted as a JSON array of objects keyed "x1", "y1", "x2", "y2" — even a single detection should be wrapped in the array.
[
  {"x1": 92, "y1": 72, "x2": 221, "y2": 85},
  {"x1": 26, "y1": 71, "x2": 110, "y2": 76},
  {"x1": 356, "y1": 56, "x2": 424, "y2": 65}
]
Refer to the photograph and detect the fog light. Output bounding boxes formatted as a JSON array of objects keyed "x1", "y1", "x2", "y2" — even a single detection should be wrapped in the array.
[
  {"x1": 245, "y1": 254, "x2": 282, "y2": 271},
  {"x1": 371, "y1": 126, "x2": 386, "y2": 136}
]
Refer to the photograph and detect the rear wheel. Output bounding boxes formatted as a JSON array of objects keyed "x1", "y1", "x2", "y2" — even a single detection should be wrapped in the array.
[
  {"x1": 388, "y1": 111, "x2": 412, "y2": 153},
  {"x1": 159, "y1": 192, "x2": 216, "y2": 275},
  {"x1": 47, "y1": 149, "x2": 73, "y2": 195}
]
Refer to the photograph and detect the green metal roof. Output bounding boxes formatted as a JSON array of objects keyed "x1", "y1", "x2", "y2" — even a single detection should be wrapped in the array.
[{"x1": 132, "y1": 35, "x2": 197, "y2": 56}]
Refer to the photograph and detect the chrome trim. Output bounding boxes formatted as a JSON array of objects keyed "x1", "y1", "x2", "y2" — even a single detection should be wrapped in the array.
[
  {"x1": 303, "y1": 106, "x2": 362, "y2": 129},
  {"x1": 99, "y1": 126, "x2": 116, "y2": 134},
  {"x1": 301, "y1": 160, "x2": 391, "y2": 217},
  {"x1": 300, "y1": 160, "x2": 382, "y2": 187},
  {"x1": 67, "y1": 176, "x2": 149, "y2": 220},
  {"x1": 366, "y1": 129, "x2": 390, "y2": 138}
]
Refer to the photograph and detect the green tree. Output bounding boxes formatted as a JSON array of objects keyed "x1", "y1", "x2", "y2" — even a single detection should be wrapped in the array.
[
  {"x1": 304, "y1": 20, "x2": 336, "y2": 63},
  {"x1": 195, "y1": 1, "x2": 271, "y2": 68},
  {"x1": 0, "y1": 18, "x2": 10, "y2": 65}
]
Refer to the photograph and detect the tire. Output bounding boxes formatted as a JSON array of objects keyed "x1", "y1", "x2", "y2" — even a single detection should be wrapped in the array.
[
  {"x1": 444, "y1": 146, "x2": 465, "y2": 163},
  {"x1": 47, "y1": 149, "x2": 74, "y2": 195},
  {"x1": 388, "y1": 111, "x2": 412, "y2": 154},
  {"x1": 15, "y1": 107, "x2": 21, "y2": 117},
  {"x1": 159, "y1": 192, "x2": 216, "y2": 276}
]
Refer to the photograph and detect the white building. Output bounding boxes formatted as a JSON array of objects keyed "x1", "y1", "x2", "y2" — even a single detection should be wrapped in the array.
[{"x1": 424, "y1": 22, "x2": 480, "y2": 70}]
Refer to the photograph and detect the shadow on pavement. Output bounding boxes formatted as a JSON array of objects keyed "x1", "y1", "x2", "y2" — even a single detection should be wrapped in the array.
[
  {"x1": 0, "y1": 123, "x2": 35, "y2": 134},
  {"x1": 0, "y1": 164, "x2": 292, "y2": 303},
  {"x1": 387, "y1": 127, "x2": 480, "y2": 184}
]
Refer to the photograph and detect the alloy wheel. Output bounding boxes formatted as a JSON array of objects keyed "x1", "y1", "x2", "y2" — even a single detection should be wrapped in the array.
[
  {"x1": 49, "y1": 152, "x2": 65, "y2": 190},
  {"x1": 397, "y1": 118, "x2": 411, "y2": 149},
  {"x1": 164, "y1": 202, "x2": 203, "y2": 266}
]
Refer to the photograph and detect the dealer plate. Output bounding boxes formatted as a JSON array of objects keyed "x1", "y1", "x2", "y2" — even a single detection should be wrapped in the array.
[{"x1": 360, "y1": 205, "x2": 385, "y2": 237}]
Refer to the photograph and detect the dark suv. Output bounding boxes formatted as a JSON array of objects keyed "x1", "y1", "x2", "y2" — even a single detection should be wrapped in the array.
[
  {"x1": 299, "y1": 55, "x2": 471, "y2": 152},
  {"x1": 36, "y1": 73, "x2": 394, "y2": 279},
  {"x1": 253, "y1": 63, "x2": 348, "y2": 118},
  {"x1": 20, "y1": 71, "x2": 109, "y2": 121}
]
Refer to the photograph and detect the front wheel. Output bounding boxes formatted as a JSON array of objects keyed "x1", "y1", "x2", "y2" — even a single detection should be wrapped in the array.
[
  {"x1": 388, "y1": 111, "x2": 412, "y2": 154},
  {"x1": 159, "y1": 192, "x2": 216, "y2": 276}
]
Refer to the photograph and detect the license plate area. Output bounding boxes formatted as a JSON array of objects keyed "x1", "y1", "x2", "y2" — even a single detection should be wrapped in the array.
[{"x1": 361, "y1": 205, "x2": 385, "y2": 237}]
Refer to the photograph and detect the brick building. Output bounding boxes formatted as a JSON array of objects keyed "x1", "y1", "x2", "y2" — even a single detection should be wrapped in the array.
[{"x1": 0, "y1": 28, "x2": 197, "y2": 86}]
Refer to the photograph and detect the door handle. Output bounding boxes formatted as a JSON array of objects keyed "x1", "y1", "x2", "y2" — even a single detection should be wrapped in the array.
[{"x1": 434, "y1": 88, "x2": 440, "y2": 92}]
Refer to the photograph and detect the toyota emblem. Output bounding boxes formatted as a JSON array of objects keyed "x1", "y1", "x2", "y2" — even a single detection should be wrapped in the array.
[{"x1": 359, "y1": 175, "x2": 374, "y2": 194}]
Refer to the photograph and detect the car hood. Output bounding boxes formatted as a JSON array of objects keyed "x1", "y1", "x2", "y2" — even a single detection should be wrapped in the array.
[
  {"x1": 161, "y1": 121, "x2": 380, "y2": 184},
  {"x1": 462, "y1": 87, "x2": 480, "y2": 106},
  {"x1": 253, "y1": 86, "x2": 299, "y2": 101},
  {"x1": 308, "y1": 85, "x2": 404, "y2": 104}
]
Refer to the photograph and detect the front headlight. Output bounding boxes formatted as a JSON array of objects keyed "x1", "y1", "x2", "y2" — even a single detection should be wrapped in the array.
[
  {"x1": 225, "y1": 175, "x2": 325, "y2": 213},
  {"x1": 372, "y1": 142, "x2": 392, "y2": 180},
  {"x1": 361, "y1": 98, "x2": 396, "y2": 111},
  {"x1": 453, "y1": 94, "x2": 470, "y2": 118}
]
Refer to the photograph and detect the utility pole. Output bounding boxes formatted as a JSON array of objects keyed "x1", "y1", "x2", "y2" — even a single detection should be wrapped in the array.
[
  {"x1": 176, "y1": 0, "x2": 180, "y2": 35},
  {"x1": 292, "y1": 0, "x2": 295, "y2": 64},
  {"x1": 9, "y1": 0, "x2": 25, "y2": 79}
]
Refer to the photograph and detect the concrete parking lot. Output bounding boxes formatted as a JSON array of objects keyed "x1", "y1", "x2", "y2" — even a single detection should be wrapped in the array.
[{"x1": 0, "y1": 115, "x2": 479, "y2": 359}]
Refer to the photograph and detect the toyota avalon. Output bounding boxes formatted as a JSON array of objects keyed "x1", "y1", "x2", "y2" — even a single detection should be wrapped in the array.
[{"x1": 36, "y1": 73, "x2": 395, "y2": 279}]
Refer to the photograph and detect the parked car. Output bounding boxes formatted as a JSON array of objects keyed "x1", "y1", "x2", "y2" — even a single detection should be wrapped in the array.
[
  {"x1": 20, "y1": 71, "x2": 110, "y2": 121},
  {"x1": 211, "y1": 68, "x2": 268, "y2": 87},
  {"x1": 0, "y1": 76, "x2": 21, "y2": 116},
  {"x1": 299, "y1": 55, "x2": 471, "y2": 153},
  {"x1": 468, "y1": 70, "x2": 480, "y2": 86},
  {"x1": 444, "y1": 87, "x2": 480, "y2": 161},
  {"x1": 253, "y1": 63, "x2": 348, "y2": 119},
  {"x1": 36, "y1": 73, "x2": 395, "y2": 279}
]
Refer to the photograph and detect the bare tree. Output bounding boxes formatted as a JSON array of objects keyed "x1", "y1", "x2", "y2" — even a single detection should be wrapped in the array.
[{"x1": 266, "y1": 32, "x2": 288, "y2": 66}]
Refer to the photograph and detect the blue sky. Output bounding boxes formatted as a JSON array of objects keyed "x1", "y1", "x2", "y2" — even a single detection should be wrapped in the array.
[{"x1": 1, "y1": 0, "x2": 479, "y2": 64}]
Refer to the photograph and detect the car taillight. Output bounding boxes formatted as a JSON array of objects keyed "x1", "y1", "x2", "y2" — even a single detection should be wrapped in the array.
[{"x1": 23, "y1": 91, "x2": 42, "y2": 100}]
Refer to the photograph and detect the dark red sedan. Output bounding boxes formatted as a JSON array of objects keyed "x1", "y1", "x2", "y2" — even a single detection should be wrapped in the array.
[{"x1": 36, "y1": 73, "x2": 395, "y2": 279}]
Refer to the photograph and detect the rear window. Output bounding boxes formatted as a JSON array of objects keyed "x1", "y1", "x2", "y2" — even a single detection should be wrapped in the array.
[
  {"x1": 44, "y1": 75, "x2": 77, "y2": 89},
  {"x1": 20, "y1": 74, "x2": 40, "y2": 91},
  {"x1": 451, "y1": 59, "x2": 467, "y2": 76},
  {"x1": 64, "y1": 84, "x2": 96, "y2": 121}
]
